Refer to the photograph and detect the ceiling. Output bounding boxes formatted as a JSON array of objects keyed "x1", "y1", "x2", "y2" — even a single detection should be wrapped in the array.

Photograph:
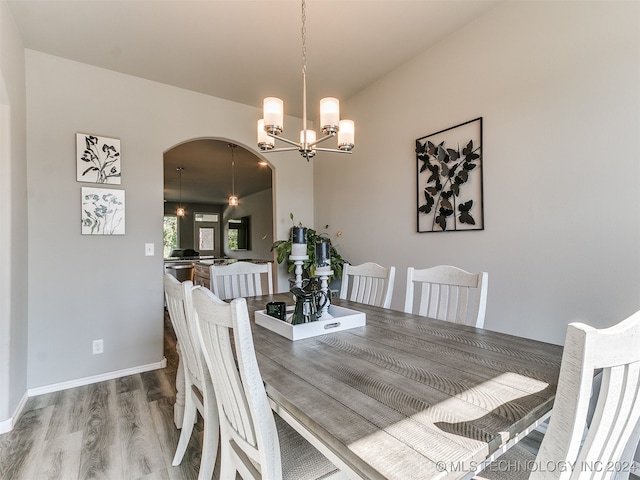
[
  {"x1": 164, "y1": 140, "x2": 272, "y2": 205},
  {"x1": 8, "y1": 0, "x2": 501, "y2": 204}
]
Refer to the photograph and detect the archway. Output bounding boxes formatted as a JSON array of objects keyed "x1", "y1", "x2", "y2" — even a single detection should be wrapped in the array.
[{"x1": 163, "y1": 138, "x2": 274, "y2": 261}]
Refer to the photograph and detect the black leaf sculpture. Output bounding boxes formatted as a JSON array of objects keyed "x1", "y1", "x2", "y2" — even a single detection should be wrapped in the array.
[{"x1": 416, "y1": 118, "x2": 483, "y2": 232}]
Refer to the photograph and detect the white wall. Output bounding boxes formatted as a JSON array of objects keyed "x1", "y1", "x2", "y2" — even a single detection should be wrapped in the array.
[
  {"x1": 222, "y1": 188, "x2": 274, "y2": 261},
  {"x1": 314, "y1": 1, "x2": 640, "y2": 345},
  {"x1": 25, "y1": 51, "x2": 313, "y2": 389},
  {"x1": 0, "y1": 0, "x2": 29, "y2": 432}
]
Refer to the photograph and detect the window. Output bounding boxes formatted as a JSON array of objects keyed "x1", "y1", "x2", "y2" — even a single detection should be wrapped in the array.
[
  {"x1": 194, "y1": 212, "x2": 219, "y2": 256},
  {"x1": 198, "y1": 227, "x2": 215, "y2": 251},
  {"x1": 195, "y1": 213, "x2": 219, "y2": 222},
  {"x1": 163, "y1": 215, "x2": 178, "y2": 258},
  {"x1": 228, "y1": 216, "x2": 250, "y2": 250},
  {"x1": 228, "y1": 228, "x2": 239, "y2": 250}
]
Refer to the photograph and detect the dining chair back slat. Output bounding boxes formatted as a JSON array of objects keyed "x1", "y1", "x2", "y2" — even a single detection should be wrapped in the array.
[
  {"x1": 405, "y1": 265, "x2": 488, "y2": 328},
  {"x1": 210, "y1": 261, "x2": 273, "y2": 300},
  {"x1": 339, "y1": 262, "x2": 396, "y2": 308}
]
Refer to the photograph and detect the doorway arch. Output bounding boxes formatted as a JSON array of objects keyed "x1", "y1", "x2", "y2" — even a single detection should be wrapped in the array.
[{"x1": 163, "y1": 138, "x2": 274, "y2": 261}]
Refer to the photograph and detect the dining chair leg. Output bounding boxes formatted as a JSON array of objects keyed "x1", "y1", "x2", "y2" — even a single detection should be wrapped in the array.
[
  {"x1": 172, "y1": 392, "x2": 197, "y2": 465},
  {"x1": 198, "y1": 386, "x2": 220, "y2": 480},
  {"x1": 219, "y1": 435, "x2": 237, "y2": 480}
]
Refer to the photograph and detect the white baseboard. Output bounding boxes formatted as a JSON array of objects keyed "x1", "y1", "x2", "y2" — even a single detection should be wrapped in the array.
[
  {"x1": 0, "y1": 390, "x2": 29, "y2": 434},
  {"x1": 27, "y1": 357, "x2": 167, "y2": 397},
  {"x1": 1, "y1": 358, "x2": 167, "y2": 434}
]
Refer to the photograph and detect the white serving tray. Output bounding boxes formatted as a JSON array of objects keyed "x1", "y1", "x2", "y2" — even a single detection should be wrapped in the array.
[{"x1": 255, "y1": 305, "x2": 366, "y2": 341}]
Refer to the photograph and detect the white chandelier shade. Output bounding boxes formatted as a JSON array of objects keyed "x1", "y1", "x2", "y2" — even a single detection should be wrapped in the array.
[
  {"x1": 320, "y1": 97, "x2": 340, "y2": 132},
  {"x1": 257, "y1": 119, "x2": 274, "y2": 150},
  {"x1": 338, "y1": 119, "x2": 355, "y2": 150}
]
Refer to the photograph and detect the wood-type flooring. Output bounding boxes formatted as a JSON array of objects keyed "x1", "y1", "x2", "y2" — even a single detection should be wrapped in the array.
[{"x1": 0, "y1": 313, "x2": 206, "y2": 480}]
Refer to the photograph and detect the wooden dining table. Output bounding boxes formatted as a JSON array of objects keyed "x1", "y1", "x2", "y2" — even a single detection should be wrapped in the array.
[{"x1": 244, "y1": 293, "x2": 563, "y2": 480}]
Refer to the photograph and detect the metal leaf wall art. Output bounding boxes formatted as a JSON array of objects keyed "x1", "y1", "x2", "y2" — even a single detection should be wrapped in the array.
[{"x1": 416, "y1": 118, "x2": 484, "y2": 233}]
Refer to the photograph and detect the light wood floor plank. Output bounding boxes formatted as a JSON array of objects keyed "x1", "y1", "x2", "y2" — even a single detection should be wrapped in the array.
[
  {"x1": 78, "y1": 381, "x2": 118, "y2": 480},
  {"x1": 34, "y1": 430, "x2": 83, "y2": 480},
  {"x1": 117, "y1": 389, "x2": 166, "y2": 479},
  {"x1": 0, "y1": 311, "x2": 207, "y2": 480},
  {"x1": 138, "y1": 468, "x2": 172, "y2": 480},
  {"x1": 45, "y1": 385, "x2": 90, "y2": 442},
  {"x1": 0, "y1": 405, "x2": 54, "y2": 480},
  {"x1": 140, "y1": 369, "x2": 175, "y2": 404},
  {"x1": 116, "y1": 374, "x2": 144, "y2": 395}
]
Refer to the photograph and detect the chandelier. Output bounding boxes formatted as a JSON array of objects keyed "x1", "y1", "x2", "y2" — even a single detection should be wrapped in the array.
[
  {"x1": 256, "y1": 0, "x2": 354, "y2": 161},
  {"x1": 228, "y1": 144, "x2": 238, "y2": 206},
  {"x1": 176, "y1": 167, "x2": 185, "y2": 217}
]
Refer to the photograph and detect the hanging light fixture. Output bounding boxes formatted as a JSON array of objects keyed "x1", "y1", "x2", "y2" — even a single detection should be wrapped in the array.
[
  {"x1": 228, "y1": 144, "x2": 238, "y2": 206},
  {"x1": 256, "y1": 0, "x2": 354, "y2": 161},
  {"x1": 176, "y1": 167, "x2": 185, "y2": 217}
]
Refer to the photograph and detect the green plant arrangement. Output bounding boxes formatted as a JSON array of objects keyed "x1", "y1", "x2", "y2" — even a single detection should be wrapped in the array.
[{"x1": 271, "y1": 213, "x2": 346, "y2": 279}]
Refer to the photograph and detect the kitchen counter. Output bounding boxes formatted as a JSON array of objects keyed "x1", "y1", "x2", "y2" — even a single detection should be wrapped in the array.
[{"x1": 192, "y1": 258, "x2": 271, "y2": 289}]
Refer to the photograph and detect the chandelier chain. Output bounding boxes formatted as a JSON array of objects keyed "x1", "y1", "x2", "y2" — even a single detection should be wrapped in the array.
[
  {"x1": 301, "y1": 0, "x2": 307, "y2": 76},
  {"x1": 176, "y1": 166, "x2": 185, "y2": 216},
  {"x1": 230, "y1": 144, "x2": 236, "y2": 196},
  {"x1": 177, "y1": 167, "x2": 183, "y2": 206}
]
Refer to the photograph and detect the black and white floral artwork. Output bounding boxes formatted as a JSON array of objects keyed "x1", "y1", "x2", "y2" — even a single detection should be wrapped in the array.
[
  {"x1": 416, "y1": 117, "x2": 483, "y2": 233},
  {"x1": 76, "y1": 133, "x2": 121, "y2": 184},
  {"x1": 81, "y1": 187, "x2": 125, "y2": 235}
]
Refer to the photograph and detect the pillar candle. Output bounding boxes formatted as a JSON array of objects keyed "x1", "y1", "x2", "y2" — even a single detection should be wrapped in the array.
[
  {"x1": 292, "y1": 226, "x2": 307, "y2": 244},
  {"x1": 315, "y1": 241, "x2": 331, "y2": 269},
  {"x1": 291, "y1": 226, "x2": 307, "y2": 256}
]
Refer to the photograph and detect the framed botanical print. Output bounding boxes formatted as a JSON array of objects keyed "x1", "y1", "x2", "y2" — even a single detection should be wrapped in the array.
[
  {"x1": 81, "y1": 187, "x2": 125, "y2": 235},
  {"x1": 76, "y1": 133, "x2": 121, "y2": 184}
]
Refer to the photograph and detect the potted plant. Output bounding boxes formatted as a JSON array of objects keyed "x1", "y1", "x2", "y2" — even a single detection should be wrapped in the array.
[{"x1": 271, "y1": 213, "x2": 346, "y2": 279}]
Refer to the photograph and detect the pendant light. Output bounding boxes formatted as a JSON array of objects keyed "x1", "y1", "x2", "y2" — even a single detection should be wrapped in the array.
[
  {"x1": 256, "y1": 0, "x2": 354, "y2": 161},
  {"x1": 228, "y1": 144, "x2": 238, "y2": 206},
  {"x1": 176, "y1": 167, "x2": 185, "y2": 216}
]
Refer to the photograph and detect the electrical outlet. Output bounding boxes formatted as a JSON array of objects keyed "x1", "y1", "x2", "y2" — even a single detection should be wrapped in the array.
[{"x1": 92, "y1": 339, "x2": 104, "y2": 355}]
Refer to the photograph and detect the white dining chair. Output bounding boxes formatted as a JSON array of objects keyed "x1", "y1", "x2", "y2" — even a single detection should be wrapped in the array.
[
  {"x1": 404, "y1": 265, "x2": 488, "y2": 328},
  {"x1": 474, "y1": 309, "x2": 640, "y2": 480},
  {"x1": 191, "y1": 287, "x2": 347, "y2": 480},
  {"x1": 163, "y1": 274, "x2": 219, "y2": 480},
  {"x1": 209, "y1": 261, "x2": 273, "y2": 300},
  {"x1": 339, "y1": 262, "x2": 396, "y2": 308}
]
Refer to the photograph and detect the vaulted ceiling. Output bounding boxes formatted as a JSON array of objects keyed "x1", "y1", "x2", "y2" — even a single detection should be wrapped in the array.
[{"x1": 8, "y1": 0, "x2": 501, "y2": 203}]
